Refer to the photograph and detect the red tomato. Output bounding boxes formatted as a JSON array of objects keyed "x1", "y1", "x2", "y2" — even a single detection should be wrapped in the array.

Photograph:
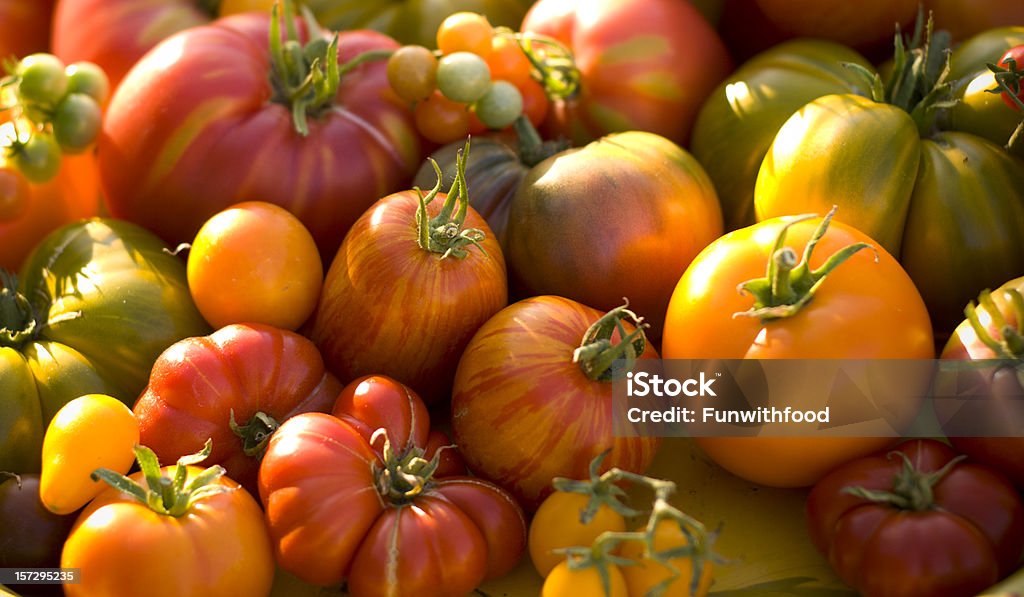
[
  {"x1": 98, "y1": 12, "x2": 422, "y2": 259},
  {"x1": 133, "y1": 323, "x2": 341, "y2": 495},
  {"x1": 0, "y1": 0, "x2": 54, "y2": 60},
  {"x1": 308, "y1": 176, "x2": 507, "y2": 405},
  {"x1": 451, "y1": 296, "x2": 661, "y2": 510},
  {"x1": 996, "y1": 45, "x2": 1024, "y2": 111},
  {"x1": 259, "y1": 376, "x2": 526, "y2": 593},
  {"x1": 521, "y1": 0, "x2": 731, "y2": 146},
  {"x1": 806, "y1": 439, "x2": 1024, "y2": 596}
]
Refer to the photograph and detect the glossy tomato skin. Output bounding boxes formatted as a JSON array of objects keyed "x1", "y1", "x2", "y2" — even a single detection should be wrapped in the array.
[
  {"x1": 0, "y1": 219, "x2": 209, "y2": 474},
  {"x1": 451, "y1": 296, "x2": 661, "y2": 510},
  {"x1": 62, "y1": 466, "x2": 274, "y2": 597},
  {"x1": 99, "y1": 13, "x2": 421, "y2": 260},
  {"x1": 133, "y1": 323, "x2": 341, "y2": 495},
  {"x1": 756, "y1": 94, "x2": 1024, "y2": 334},
  {"x1": 505, "y1": 131, "x2": 723, "y2": 338},
  {"x1": 0, "y1": 0, "x2": 54, "y2": 61},
  {"x1": 662, "y1": 215, "x2": 934, "y2": 488},
  {"x1": 521, "y1": 0, "x2": 731, "y2": 147},
  {"x1": 690, "y1": 39, "x2": 872, "y2": 230},
  {"x1": 308, "y1": 189, "x2": 507, "y2": 404},
  {"x1": 259, "y1": 377, "x2": 526, "y2": 594},
  {"x1": 806, "y1": 439, "x2": 1024, "y2": 596}
]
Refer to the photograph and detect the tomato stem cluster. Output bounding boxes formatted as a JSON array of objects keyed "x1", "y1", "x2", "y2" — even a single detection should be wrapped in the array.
[
  {"x1": 370, "y1": 428, "x2": 447, "y2": 504},
  {"x1": 0, "y1": 271, "x2": 38, "y2": 350},
  {"x1": 734, "y1": 206, "x2": 877, "y2": 322},
  {"x1": 843, "y1": 451, "x2": 966, "y2": 512},
  {"x1": 552, "y1": 452, "x2": 722, "y2": 597},
  {"x1": 965, "y1": 288, "x2": 1024, "y2": 361},
  {"x1": 416, "y1": 138, "x2": 488, "y2": 259},
  {"x1": 985, "y1": 56, "x2": 1024, "y2": 152},
  {"x1": 573, "y1": 300, "x2": 649, "y2": 383},
  {"x1": 91, "y1": 439, "x2": 235, "y2": 518},
  {"x1": 228, "y1": 410, "x2": 281, "y2": 459},
  {"x1": 513, "y1": 30, "x2": 580, "y2": 101}
]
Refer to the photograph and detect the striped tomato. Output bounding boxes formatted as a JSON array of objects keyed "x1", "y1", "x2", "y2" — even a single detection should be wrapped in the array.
[
  {"x1": 98, "y1": 10, "x2": 421, "y2": 259},
  {"x1": 451, "y1": 296, "x2": 661, "y2": 510},
  {"x1": 308, "y1": 146, "x2": 507, "y2": 404}
]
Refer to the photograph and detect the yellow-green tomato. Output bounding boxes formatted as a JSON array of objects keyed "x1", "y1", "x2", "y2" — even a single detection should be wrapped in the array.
[
  {"x1": 39, "y1": 394, "x2": 139, "y2": 515},
  {"x1": 528, "y1": 491, "x2": 627, "y2": 577}
]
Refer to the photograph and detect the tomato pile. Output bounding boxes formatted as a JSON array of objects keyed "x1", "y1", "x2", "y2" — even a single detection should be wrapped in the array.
[{"x1": 2, "y1": 1, "x2": 1024, "y2": 596}]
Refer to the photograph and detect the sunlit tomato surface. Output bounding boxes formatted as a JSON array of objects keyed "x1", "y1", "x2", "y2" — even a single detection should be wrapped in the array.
[
  {"x1": 542, "y1": 560, "x2": 628, "y2": 597},
  {"x1": 528, "y1": 491, "x2": 626, "y2": 577}
]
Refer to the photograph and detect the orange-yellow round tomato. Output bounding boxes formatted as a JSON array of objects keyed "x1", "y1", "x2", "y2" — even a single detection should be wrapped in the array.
[
  {"x1": 61, "y1": 465, "x2": 273, "y2": 597},
  {"x1": 529, "y1": 491, "x2": 626, "y2": 577},
  {"x1": 662, "y1": 213, "x2": 934, "y2": 488},
  {"x1": 39, "y1": 394, "x2": 139, "y2": 515},
  {"x1": 620, "y1": 519, "x2": 714, "y2": 597},
  {"x1": 542, "y1": 560, "x2": 628, "y2": 597},
  {"x1": 187, "y1": 201, "x2": 323, "y2": 331}
]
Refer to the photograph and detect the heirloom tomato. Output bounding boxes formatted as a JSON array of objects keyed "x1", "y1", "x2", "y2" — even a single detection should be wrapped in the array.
[
  {"x1": 62, "y1": 443, "x2": 275, "y2": 597},
  {"x1": 0, "y1": 474, "x2": 76, "y2": 572},
  {"x1": 452, "y1": 297, "x2": 661, "y2": 509},
  {"x1": 927, "y1": 0, "x2": 1024, "y2": 44},
  {"x1": 0, "y1": 219, "x2": 209, "y2": 474},
  {"x1": 99, "y1": 10, "x2": 421, "y2": 259},
  {"x1": 939, "y1": 276, "x2": 1024, "y2": 489},
  {"x1": 0, "y1": 0, "x2": 54, "y2": 61},
  {"x1": 521, "y1": 0, "x2": 731, "y2": 146},
  {"x1": 133, "y1": 323, "x2": 341, "y2": 495},
  {"x1": 755, "y1": 28, "x2": 1024, "y2": 333},
  {"x1": 690, "y1": 39, "x2": 872, "y2": 230},
  {"x1": 259, "y1": 376, "x2": 526, "y2": 595},
  {"x1": 753, "y1": 0, "x2": 916, "y2": 49},
  {"x1": 806, "y1": 439, "x2": 1024, "y2": 597},
  {"x1": 309, "y1": 145, "x2": 507, "y2": 404},
  {"x1": 662, "y1": 210, "x2": 934, "y2": 488}
]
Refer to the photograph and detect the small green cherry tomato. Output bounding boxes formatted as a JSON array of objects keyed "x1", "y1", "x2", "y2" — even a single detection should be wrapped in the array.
[
  {"x1": 12, "y1": 133, "x2": 62, "y2": 184},
  {"x1": 436, "y1": 51, "x2": 492, "y2": 104},
  {"x1": 475, "y1": 80, "x2": 523, "y2": 129},
  {"x1": 16, "y1": 54, "x2": 69, "y2": 107},
  {"x1": 65, "y1": 61, "x2": 111, "y2": 106},
  {"x1": 52, "y1": 93, "x2": 103, "y2": 153}
]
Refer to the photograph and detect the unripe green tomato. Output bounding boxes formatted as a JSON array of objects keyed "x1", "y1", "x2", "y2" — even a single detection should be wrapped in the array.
[
  {"x1": 65, "y1": 62, "x2": 111, "y2": 106},
  {"x1": 12, "y1": 133, "x2": 62, "y2": 184},
  {"x1": 436, "y1": 51, "x2": 492, "y2": 104},
  {"x1": 16, "y1": 54, "x2": 69, "y2": 107},
  {"x1": 53, "y1": 93, "x2": 103, "y2": 154},
  {"x1": 474, "y1": 80, "x2": 523, "y2": 129}
]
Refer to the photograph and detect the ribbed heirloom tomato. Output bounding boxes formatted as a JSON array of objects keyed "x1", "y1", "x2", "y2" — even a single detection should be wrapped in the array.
[{"x1": 662, "y1": 209, "x2": 934, "y2": 487}]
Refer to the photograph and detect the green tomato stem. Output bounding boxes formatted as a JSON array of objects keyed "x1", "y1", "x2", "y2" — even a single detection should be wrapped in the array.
[
  {"x1": 733, "y1": 206, "x2": 877, "y2": 322},
  {"x1": 229, "y1": 410, "x2": 281, "y2": 459},
  {"x1": 414, "y1": 138, "x2": 489, "y2": 260},
  {"x1": 370, "y1": 427, "x2": 447, "y2": 505},
  {"x1": 964, "y1": 288, "x2": 1024, "y2": 361},
  {"x1": 572, "y1": 301, "x2": 649, "y2": 383},
  {"x1": 0, "y1": 270, "x2": 38, "y2": 350},
  {"x1": 843, "y1": 451, "x2": 966, "y2": 512}
]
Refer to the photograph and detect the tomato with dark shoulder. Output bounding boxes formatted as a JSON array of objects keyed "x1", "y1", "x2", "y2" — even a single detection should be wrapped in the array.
[
  {"x1": 806, "y1": 439, "x2": 1024, "y2": 596},
  {"x1": 0, "y1": 474, "x2": 76, "y2": 573},
  {"x1": 99, "y1": 11, "x2": 421, "y2": 259}
]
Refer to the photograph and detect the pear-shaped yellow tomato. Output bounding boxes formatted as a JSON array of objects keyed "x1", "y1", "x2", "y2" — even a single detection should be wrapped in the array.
[
  {"x1": 528, "y1": 491, "x2": 627, "y2": 577},
  {"x1": 39, "y1": 394, "x2": 139, "y2": 515},
  {"x1": 620, "y1": 519, "x2": 714, "y2": 597},
  {"x1": 542, "y1": 560, "x2": 628, "y2": 597}
]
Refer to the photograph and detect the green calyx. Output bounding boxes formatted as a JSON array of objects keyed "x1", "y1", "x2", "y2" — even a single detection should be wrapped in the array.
[
  {"x1": 91, "y1": 439, "x2": 235, "y2": 518},
  {"x1": 0, "y1": 270, "x2": 38, "y2": 350},
  {"x1": 843, "y1": 451, "x2": 965, "y2": 512},
  {"x1": 964, "y1": 287, "x2": 1024, "y2": 361},
  {"x1": 843, "y1": 8, "x2": 956, "y2": 135},
  {"x1": 505, "y1": 27, "x2": 580, "y2": 101},
  {"x1": 370, "y1": 427, "x2": 448, "y2": 505},
  {"x1": 228, "y1": 410, "x2": 280, "y2": 459},
  {"x1": 573, "y1": 301, "x2": 649, "y2": 383},
  {"x1": 985, "y1": 56, "x2": 1024, "y2": 152},
  {"x1": 734, "y1": 206, "x2": 876, "y2": 322},
  {"x1": 416, "y1": 138, "x2": 488, "y2": 260}
]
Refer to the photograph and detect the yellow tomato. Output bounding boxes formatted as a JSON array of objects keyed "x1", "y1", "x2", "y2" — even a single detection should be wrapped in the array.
[
  {"x1": 39, "y1": 394, "x2": 139, "y2": 515},
  {"x1": 187, "y1": 201, "x2": 323, "y2": 331},
  {"x1": 542, "y1": 560, "x2": 628, "y2": 597},
  {"x1": 620, "y1": 519, "x2": 714, "y2": 597},
  {"x1": 529, "y1": 491, "x2": 627, "y2": 577}
]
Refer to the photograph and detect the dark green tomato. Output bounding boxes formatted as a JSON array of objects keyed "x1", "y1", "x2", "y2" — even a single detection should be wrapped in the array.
[
  {"x1": 413, "y1": 135, "x2": 530, "y2": 250},
  {"x1": 0, "y1": 474, "x2": 75, "y2": 597},
  {"x1": 0, "y1": 219, "x2": 210, "y2": 474},
  {"x1": 691, "y1": 39, "x2": 872, "y2": 231},
  {"x1": 52, "y1": 93, "x2": 102, "y2": 154}
]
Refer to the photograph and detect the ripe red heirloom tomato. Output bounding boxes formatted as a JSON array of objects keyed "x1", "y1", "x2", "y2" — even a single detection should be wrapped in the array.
[
  {"x1": 452, "y1": 296, "x2": 661, "y2": 510},
  {"x1": 806, "y1": 439, "x2": 1024, "y2": 597},
  {"x1": 0, "y1": 0, "x2": 54, "y2": 61},
  {"x1": 133, "y1": 323, "x2": 341, "y2": 495},
  {"x1": 259, "y1": 375, "x2": 526, "y2": 595},
  {"x1": 98, "y1": 10, "x2": 421, "y2": 259}
]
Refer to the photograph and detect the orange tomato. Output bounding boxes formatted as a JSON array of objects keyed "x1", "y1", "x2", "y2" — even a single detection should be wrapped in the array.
[
  {"x1": 186, "y1": 201, "x2": 323, "y2": 331},
  {"x1": 620, "y1": 519, "x2": 714, "y2": 597},
  {"x1": 542, "y1": 560, "x2": 628, "y2": 597},
  {"x1": 486, "y1": 34, "x2": 533, "y2": 88},
  {"x1": 437, "y1": 12, "x2": 495, "y2": 56},
  {"x1": 529, "y1": 491, "x2": 626, "y2": 577}
]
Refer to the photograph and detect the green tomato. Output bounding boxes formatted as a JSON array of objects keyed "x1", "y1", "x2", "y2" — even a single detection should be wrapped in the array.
[
  {"x1": 65, "y1": 61, "x2": 111, "y2": 106},
  {"x1": 52, "y1": 93, "x2": 103, "y2": 154},
  {"x1": 11, "y1": 133, "x2": 62, "y2": 184},
  {"x1": 474, "y1": 80, "x2": 522, "y2": 129},
  {"x1": 16, "y1": 54, "x2": 69, "y2": 107},
  {"x1": 436, "y1": 51, "x2": 491, "y2": 104}
]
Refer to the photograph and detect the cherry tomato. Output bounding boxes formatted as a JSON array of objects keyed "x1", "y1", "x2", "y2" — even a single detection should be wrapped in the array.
[
  {"x1": 11, "y1": 132, "x2": 61, "y2": 184},
  {"x1": 64, "y1": 61, "x2": 110, "y2": 106},
  {"x1": 486, "y1": 33, "x2": 533, "y2": 88},
  {"x1": 542, "y1": 560, "x2": 628, "y2": 597},
  {"x1": 52, "y1": 93, "x2": 102, "y2": 154},
  {"x1": 997, "y1": 45, "x2": 1024, "y2": 110},
  {"x1": 529, "y1": 491, "x2": 626, "y2": 577},
  {"x1": 387, "y1": 44, "x2": 438, "y2": 103},
  {"x1": 519, "y1": 76, "x2": 550, "y2": 127},
  {"x1": 437, "y1": 51, "x2": 492, "y2": 103},
  {"x1": 475, "y1": 80, "x2": 523, "y2": 129},
  {"x1": 619, "y1": 519, "x2": 714, "y2": 597},
  {"x1": 437, "y1": 12, "x2": 495, "y2": 56},
  {"x1": 414, "y1": 90, "x2": 473, "y2": 144},
  {"x1": 186, "y1": 201, "x2": 323, "y2": 331},
  {"x1": 0, "y1": 166, "x2": 31, "y2": 222},
  {"x1": 16, "y1": 54, "x2": 68, "y2": 107}
]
